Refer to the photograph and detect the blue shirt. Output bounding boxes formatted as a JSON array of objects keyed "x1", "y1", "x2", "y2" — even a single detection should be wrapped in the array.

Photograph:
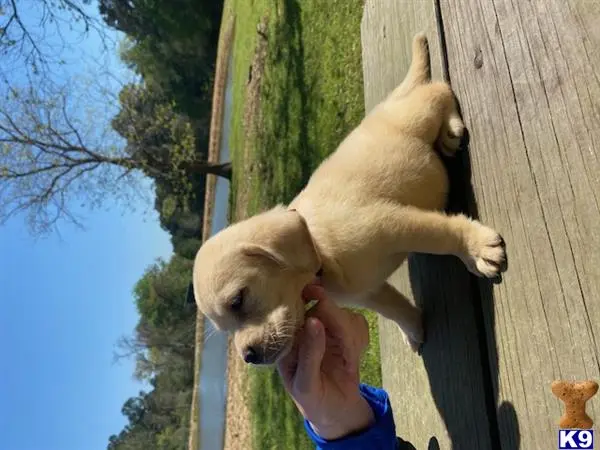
[{"x1": 304, "y1": 384, "x2": 399, "y2": 449}]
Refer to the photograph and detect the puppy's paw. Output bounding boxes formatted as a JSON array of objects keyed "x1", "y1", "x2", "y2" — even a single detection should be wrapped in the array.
[
  {"x1": 402, "y1": 328, "x2": 425, "y2": 353},
  {"x1": 438, "y1": 115, "x2": 466, "y2": 157},
  {"x1": 398, "y1": 312, "x2": 425, "y2": 353},
  {"x1": 462, "y1": 222, "x2": 507, "y2": 278}
]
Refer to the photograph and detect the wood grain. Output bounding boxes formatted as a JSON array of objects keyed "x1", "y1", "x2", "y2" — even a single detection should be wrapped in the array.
[
  {"x1": 361, "y1": 1, "x2": 496, "y2": 448},
  {"x1": 440, "y1": 0, "x2": 600, "y2": 448}
]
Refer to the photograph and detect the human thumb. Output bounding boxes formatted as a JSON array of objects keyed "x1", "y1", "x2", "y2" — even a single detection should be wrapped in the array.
[{"x1": 294, "y1": 317, "x2": 325, "y2": 395}]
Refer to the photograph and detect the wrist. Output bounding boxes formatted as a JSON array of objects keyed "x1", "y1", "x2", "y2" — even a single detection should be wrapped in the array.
[{"x1": 309, "y1": 395, "x2": 375, "y2": 440}]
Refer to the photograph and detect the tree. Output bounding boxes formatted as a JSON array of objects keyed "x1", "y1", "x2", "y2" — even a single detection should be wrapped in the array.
[
  {"x1": 111, "y1": 83, "x2": 231, "y2": 184},
  {"x1": 99, "y1": 0, "x2": 223, "y2": 39},
  {"x1": 132, "y1": 255, "x2": 194, "y2": 328},
  {"x1": 109, "y1": 382, "x2": 191, "y2": 449},
  {"x1": 122, "y1": 394, "x2": 149, "y2": 425},
  {"x1": 99, "y1": 0, "x2": 224, "y2": 118},
  {"x1": 108, "y1": 391, "x2": 158, "y2": 450},
  {"x1": 115, "y1": 320, "x2": 196, "y2": 370},
  {"x1": 108, "y1": 427, "x2": 155, "y2": 450},
  {"x1": 156, "y1": 184, "x2": 204, "y2": 242},
  {"x1": 0, "y1": 83, "x2": 231, "y2": 234},
  {"x1": 0, "y1": 0, "x2": 109, "y2": 87},
  {"x1": 171, "y1": 234, "x2": 201, "y2": 260},
  {"x1": 109, "y1": 265, "x2": 197, "y2": 449},
  {"x1": 113, "y1": 255, "x2": 197, "y2": 381}
]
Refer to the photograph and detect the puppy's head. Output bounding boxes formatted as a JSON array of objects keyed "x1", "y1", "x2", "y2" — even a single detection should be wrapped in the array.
[{"x1": 193, "y1": 206, "x2": 320, "y2": 366}]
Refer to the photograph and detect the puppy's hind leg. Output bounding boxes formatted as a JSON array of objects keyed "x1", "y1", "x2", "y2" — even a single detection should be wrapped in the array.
[
  {"x1": 392, "y1": 82, "x2": 463, "y2": 147},
  {"x1": 385, "y1": 33, "x2": 466, "y2": 154},
  {"x1": 436, "y1": 93, "x2": 466, "y2": 157},
  {"x1": 387, "y1": 33, "x2": 431, "y2": 100}
]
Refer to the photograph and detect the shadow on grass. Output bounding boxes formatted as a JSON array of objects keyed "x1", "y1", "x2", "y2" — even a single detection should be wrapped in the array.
[
  {"x1": 247, "y1": 2, "x2": 372, "y2": 449},
  {"x1": 247, "y1": 11, "x2": 316, "y2": 446},
  {"x1": 257, "y1": 0, "x2": 328, "y2": 205}
]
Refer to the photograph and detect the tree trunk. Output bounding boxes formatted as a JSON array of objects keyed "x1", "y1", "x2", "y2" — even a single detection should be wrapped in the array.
[{"x1": 186, "y1": 161, "x2": 232, "y2": 179}]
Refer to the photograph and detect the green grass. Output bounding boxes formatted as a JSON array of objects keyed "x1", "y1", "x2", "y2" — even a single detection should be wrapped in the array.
[{"x1": 227, "y1": 0, "x2": 382, "y2": 448}]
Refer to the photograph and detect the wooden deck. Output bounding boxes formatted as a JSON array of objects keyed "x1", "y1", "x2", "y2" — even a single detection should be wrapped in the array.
[{"x1": 361, "y1": 0, "x2": 600, "y2": 448}]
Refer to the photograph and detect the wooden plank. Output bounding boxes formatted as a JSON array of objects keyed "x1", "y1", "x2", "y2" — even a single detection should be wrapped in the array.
[
  {"x1": 361, "y1": 1, "x2": 495, "y2": 448},
  {"x1": 440, "y1": 0, "x2": 600, "y2": 448}
]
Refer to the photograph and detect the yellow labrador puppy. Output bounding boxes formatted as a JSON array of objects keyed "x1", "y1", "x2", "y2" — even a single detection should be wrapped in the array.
[{"x1": 193, "y1": 34, "x2": 506, "y2": 365}]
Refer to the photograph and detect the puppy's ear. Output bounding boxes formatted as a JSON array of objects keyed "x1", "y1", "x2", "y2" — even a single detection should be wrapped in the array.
[{"x1": 240, "y1": 209, "x2": 320, "y2": 274}]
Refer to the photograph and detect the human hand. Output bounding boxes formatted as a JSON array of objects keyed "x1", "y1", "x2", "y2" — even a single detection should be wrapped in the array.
[{"x1": 276, "y1": 285, "x2": 374, "y2": 440}]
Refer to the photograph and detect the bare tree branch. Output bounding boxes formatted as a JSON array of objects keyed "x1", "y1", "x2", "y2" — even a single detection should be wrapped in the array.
[
  {"x1": 0, "y1": 82, "x2": 230, "y2": 235},
  {"x1": 1, "y1": 0, "x2": 115, "y2": 91}
]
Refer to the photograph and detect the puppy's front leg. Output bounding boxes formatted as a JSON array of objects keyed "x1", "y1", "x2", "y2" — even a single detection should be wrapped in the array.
[
  {"x1": 355, "y1": 282, "x2": 424, "y2": 353},
  {"x1": 387, "y1": 206, "x2": 507, "y2": 278}
]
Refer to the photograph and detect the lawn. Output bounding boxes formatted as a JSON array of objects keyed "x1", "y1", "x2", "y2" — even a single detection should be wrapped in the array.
[{"x1": 225, "y1": 0, "x2": 382, "y2": 448}]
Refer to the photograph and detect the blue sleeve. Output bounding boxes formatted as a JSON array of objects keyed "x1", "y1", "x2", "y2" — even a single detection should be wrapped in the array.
[{"x1": 304, "y1": 384, "x2": 398, "y2": 450}]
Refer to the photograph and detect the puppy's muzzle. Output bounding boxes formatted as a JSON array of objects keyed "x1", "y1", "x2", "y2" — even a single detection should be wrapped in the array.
[
  {"x1": 243, "y1": 346, "x2": 261, "y2": 365},
  {"x1": 242, "y1": 339, "x2": 291, "y2": 366}
]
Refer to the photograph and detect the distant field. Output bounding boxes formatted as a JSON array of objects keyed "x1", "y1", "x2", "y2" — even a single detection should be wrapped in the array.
[{"x1": 224, "y1": 0, "x2": 382, "y2": 449}]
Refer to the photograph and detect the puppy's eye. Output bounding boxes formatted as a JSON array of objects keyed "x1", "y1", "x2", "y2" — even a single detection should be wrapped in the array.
[{"x1": 230, "y1": 290, "x2": 245, "y2": 312}]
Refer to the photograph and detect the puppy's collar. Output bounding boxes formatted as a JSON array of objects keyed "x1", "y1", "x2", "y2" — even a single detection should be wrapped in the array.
[{"x1": 289, "y1": 207, "x2": 323, "y2": 280}]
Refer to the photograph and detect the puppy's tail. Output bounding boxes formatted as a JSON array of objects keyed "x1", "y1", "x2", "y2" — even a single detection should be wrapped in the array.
[{"x1": 388, "y1": 33, "x2": 431, "y2": 99}]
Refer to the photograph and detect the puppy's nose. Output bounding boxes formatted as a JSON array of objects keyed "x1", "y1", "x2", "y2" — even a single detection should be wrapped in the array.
[{"x1": 243, "y1": 346, "x2": 260, "y2": 364}]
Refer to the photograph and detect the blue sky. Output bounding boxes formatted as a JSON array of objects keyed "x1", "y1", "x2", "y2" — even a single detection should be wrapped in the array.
[{"x1": 0, "y1": 3, "x2": 174, "y2": 449}]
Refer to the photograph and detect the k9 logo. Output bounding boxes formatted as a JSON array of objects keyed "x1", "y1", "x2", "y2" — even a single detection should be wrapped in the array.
[{"x1": 558, "y1": 429, "x2": 594, "y2": 449}]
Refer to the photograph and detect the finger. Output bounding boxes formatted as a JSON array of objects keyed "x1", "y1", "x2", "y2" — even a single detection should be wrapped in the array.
[
  {"x1": 345, "y1": 313, "x2": 370, "y2": 373},
  {"x1": 352, "y1": 312, "x2": 370, "y2": 353},
  {"x1": 302, "y1": 287, "x2": 367, "y2": 363},
  {"x1": 276, "y1": 340, "x2": 300, "y2": 392},
  {"x1": 302, "y1": 284, "x2": 327, "y2": 304},
  {"x1": 303, "y1": 288, "x2": 347, "y2": 337},
  {"x1": 294, "y1": 317, "x2": 326, "y2": 394}
]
